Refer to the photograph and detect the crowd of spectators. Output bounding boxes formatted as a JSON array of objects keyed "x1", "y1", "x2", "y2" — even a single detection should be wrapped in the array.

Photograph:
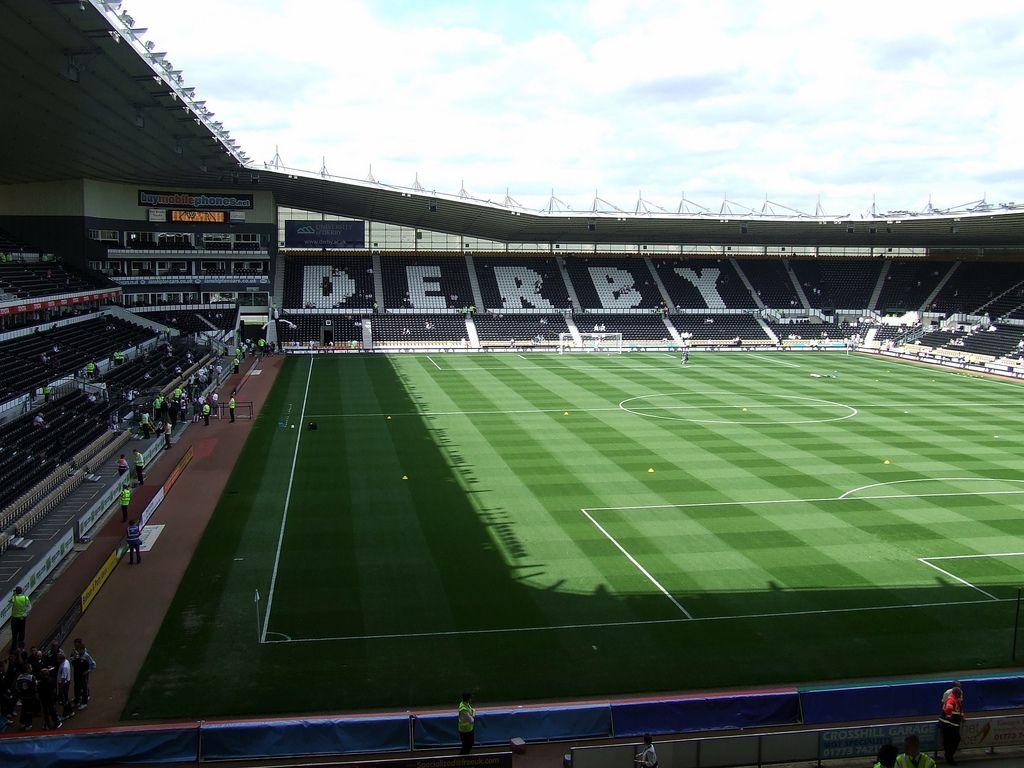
[{"x1": 1, "y1": 638, "x2": 95, "y2": 731}]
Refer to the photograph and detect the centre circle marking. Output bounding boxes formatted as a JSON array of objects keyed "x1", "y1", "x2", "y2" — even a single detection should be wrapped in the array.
[{"x1": 617, "y1": 392, "x2": 859, "y2": 425}]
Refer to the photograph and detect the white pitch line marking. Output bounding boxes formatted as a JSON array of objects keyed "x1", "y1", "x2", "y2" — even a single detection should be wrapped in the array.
[
  {"x1": 580, "y1": 508, "x2": 693, "y2": 618},
  {"x1": 749, "y1": 353, "x2": 801, "y2": 369},
  {"x1": 264, "y1": 596, "x2": 1009, "y2": 644},
  {"x1": 265, "y1": 485, "x2": 1024, "y2": 644},
  {"x1": 619, "y1": 392, "x2": 857, "y2": 425},
  {"x1": 261, "y1": 357, "x2": 314, "y2": 643},
  {"x1": 303, "y1": 400, "x2": 1020, "y2": 420},
  {"x1": 309, "y1": 406, "x2": 622, "y2": 418},
  {"x1": 584, "y1": 488, "x2": 1024, "y2": 513},
  {"x1": 517, "y1": 353, "x2": 529, "y2": 360},
  {"x1": 839, "y1": 477, "x2": 1024, "y2": 500},
  {"x1": 918, "y1": 558, "x2": 998, "y2": 601},
  {"x1": 426, "y1": 356, "x2": 443, "y2": 370},
  {"x1": 869, "y1": 354, "x2": 1024, "y2": 392},
  {"x1": 924, "y1": 552, "x2": 1024, "y2": 561}
]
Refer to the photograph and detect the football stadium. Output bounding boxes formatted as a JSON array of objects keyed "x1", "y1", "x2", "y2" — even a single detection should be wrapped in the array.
[{"x1": 1, "y1": 2, "x2": 1024, "y2": 767}]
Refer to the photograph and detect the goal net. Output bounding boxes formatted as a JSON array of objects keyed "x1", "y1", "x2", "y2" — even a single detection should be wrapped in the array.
[{"x1": 558, "y1": 332, "x2": 624, "y2": 354}]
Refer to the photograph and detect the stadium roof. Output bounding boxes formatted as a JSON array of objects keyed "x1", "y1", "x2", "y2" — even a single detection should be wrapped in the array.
[{"x1": 2, "y1": 0, "x2": 1024, "y2": 248}]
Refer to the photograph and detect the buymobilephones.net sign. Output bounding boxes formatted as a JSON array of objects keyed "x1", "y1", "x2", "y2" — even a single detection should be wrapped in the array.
[{"x1": 138, "y1": 190, "x2": 254, "y2": 209}]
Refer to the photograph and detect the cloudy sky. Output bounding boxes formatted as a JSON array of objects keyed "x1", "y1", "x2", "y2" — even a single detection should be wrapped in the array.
[{"x1": 126, "y1": 0, "x2": 1023, "y2": 215}]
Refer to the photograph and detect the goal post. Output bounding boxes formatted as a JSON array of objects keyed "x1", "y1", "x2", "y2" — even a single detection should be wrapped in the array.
[{"x1": 558, "y1": 332, "x2": 623, "y2": 354}]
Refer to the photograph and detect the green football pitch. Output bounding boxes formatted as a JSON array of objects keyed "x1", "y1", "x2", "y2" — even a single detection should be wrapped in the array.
[{"x1": 127, "y1": 351, "x2": 1024, "y2": 720}]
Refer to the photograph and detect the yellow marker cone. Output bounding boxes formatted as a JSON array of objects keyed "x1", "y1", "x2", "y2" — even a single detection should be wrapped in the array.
[
  {"x1": 387, "y1": 416, "x2": 392, "y2": 420},
  {"x1": 647, "y1": 467, "x2": 655, "y2": 473},
  {"x1": 883, "y1": 459, "x2": 891, "y2": 465},
  {"x1": 563, "y1": 411, "x2": 569, "y2": 416},
  {"x1": 402, "y1": 474, "x2": 408, "y2": 480},
  {"x1": 742, "y1": 407, "x2": 748, "y2": 412}
]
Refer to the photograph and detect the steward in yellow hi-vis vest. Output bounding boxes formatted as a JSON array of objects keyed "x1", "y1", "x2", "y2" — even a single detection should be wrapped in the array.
[{"x1": 457, "y1": 693, "x2": 475, "y2": 754}]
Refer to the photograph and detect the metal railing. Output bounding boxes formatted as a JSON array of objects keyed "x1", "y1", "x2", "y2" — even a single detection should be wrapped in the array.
[{"x1": 571, "y1": 714, "x2": 1024, "y2": 768}]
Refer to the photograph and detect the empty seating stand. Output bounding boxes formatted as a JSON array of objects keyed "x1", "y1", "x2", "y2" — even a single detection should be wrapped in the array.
[
  {"x1": 381, "y1": 255, "x2": 474, "y2": 311},
  {"x1": 372, "y1": 314, "x2": 469, "y2": 345},
  {"x1": 0, "y1": 261, "x2": 106, "y2": 300},
  {"x1": 789, "y1": 261, "x2": 881, "y2": 309},
  {"x1": 0, "y1": 228, "x2": 33, "y2": 254},
  {"x1": 917, "y1": 329, "x2": 967, "y2": 349},
  {"x1": 768, "y1": 320, "x2": 852, "y2": 343},
  {"x1": 144, "y1": 308, "x2": 238, "y2": 335},
  {"x1": 871, "y1": 326, "x2": 911, "y2": 343},
  {"x1": 736, "y1": 260, "x2": 802, "y2": 309},
  {"x1": 474, "y1": 257, "x2": 571, "y2": 311},
  {"x1": 578, "y1": 314, "x2": 672, "y2": 342},
  {"x1": 979, "y1": 284, "x2": 1024, "y2": 320},
  {"x1": 0, "y1": 392, "x2": 112, "y2": 515},
  {"x1": 0, "y1": 315, "x2": 155, "y2": 401},
  {"x1": 102, "y1": 344, "x2": 201, "y2": 397},
  {"x1": 284, "y1": 253, "x2": 376, "y2": 310},
  {"x1": 875, "y1": 261, "x2": 948, "y2": 313},
  {"x1": 475, "y1": 314, "x2": 569, "y2": 345},
  {"x1": 957, "y1": 326, "x2": 1024, "y2": 358},
  {"x1": 562, "y1": 257, "x2": 663, "y2": 310},
  {"x1": 276, "y1": 254, "x2": 1024, "y2": 327},
  {"x1": 654, "y1": 259, "x2": 756, "y2": 309},
  {"x1": 672, "y1": 315, "x2": 771, "y2": 344},
  {"x1": 279, "y1": 314, "x2": 364, "y2": 345},
  {"x1": 928, "y1": 262, "x2": 1024, "y2": 314}
]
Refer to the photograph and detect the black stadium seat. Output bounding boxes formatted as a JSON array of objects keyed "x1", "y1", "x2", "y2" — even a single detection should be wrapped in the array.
[
  {"x1": 0, "y1": 316, "x2": 155, "y2": 401},
  {"x1": 654, "y1": 259, "x2": 756, "y2": 310}
]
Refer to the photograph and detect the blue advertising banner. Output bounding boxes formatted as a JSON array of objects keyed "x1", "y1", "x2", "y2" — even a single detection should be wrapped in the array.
[{"x1": 285, "y1": 220, "x2": 364, "y2": 248}]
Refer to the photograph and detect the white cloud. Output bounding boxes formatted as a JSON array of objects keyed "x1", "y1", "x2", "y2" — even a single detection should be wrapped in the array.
[{"x1": 124, "y1": 0, "x2": 1024, "y2": 214}]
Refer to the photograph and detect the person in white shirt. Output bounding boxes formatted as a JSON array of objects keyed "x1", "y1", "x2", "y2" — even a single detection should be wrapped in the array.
[
  {"x1": 211, "y1": 391, "x2": 220, "y2": 417},
  {"x1": 635, "y1": 734, "x2": 658, "y2": 768},
  {"x1": 57, "y1": 651, "x2": 73, "y2": 719}
]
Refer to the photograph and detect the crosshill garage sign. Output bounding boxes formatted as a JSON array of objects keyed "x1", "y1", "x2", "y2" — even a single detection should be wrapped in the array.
[
  {"x1": 285, "y1": 220, "x2": 365, "y2": 248},
  {"x1": 138, "y1": 190, "x2": 254, "y2": 209}
]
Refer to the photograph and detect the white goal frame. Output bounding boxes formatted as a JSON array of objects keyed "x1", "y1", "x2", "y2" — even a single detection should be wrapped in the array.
[{"x1": 558, "y1": 332, "x2": 624, "y2": 354}]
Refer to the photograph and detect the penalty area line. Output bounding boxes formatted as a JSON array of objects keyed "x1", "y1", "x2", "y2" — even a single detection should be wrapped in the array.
[
  {"x1": 918, "y1": 558, "x2": 999, "y2": 601},
  {"x1": 748, "y1": 353, "x2": 801, "y2": 369},
  {"x1": 923, "y1": 552, "x2": 1024, "y2": 561},
  {"x1": 262, "y1": 596, "x2": 1010, "y2": 644},
  {"x1": 585, "y1": 488, "x2": 1024, "y2": 513},
  {"x1": 580, "y1": 508, "x2": 693, "y2": 618}
]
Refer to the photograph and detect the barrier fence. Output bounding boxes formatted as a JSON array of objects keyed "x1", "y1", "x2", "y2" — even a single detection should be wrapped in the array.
[
  {"x1": 1, "y1": 676, "x2": 1023, "y2": 768},
  {"x1": 571, "y1": 714, "x2": 1024, "y2": 768},
  {"x1": 39, "y1": 446, "x2": 195, "y2": 651}
]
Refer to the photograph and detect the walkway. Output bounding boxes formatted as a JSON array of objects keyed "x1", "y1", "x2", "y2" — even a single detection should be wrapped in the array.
[{"x1": 14, "y1": 354, "x2": 283, "y2": 727}]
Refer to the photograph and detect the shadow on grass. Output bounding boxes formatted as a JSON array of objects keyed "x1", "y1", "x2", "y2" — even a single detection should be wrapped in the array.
[{"x1": 124, "y1": 356, "x2": 1023, "y2": 721}]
